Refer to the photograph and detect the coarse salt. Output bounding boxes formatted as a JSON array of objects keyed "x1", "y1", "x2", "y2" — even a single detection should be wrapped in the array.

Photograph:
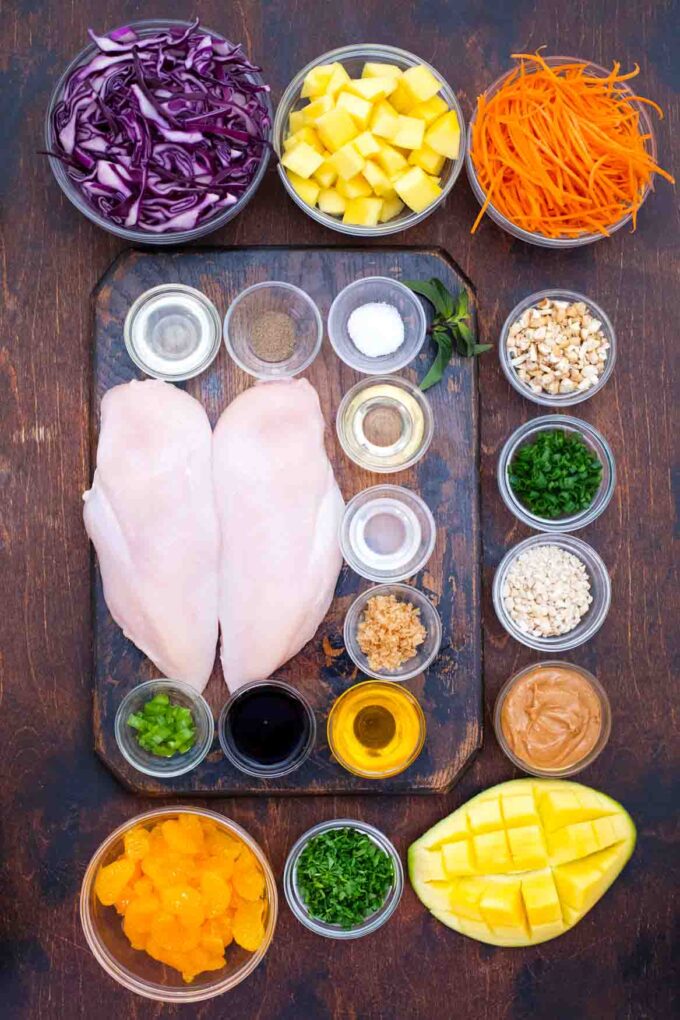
[{"x1": 348, "y1": 302, "x2": 405, "y2": 358}]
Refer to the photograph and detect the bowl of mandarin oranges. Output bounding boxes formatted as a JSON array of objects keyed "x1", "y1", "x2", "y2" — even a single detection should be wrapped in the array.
[{"x1": 80, "y1": 808, "x2": 278, "y2": 1002}]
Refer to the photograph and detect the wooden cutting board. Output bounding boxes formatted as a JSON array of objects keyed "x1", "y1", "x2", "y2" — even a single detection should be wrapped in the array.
[{"x1": 91, "y1": 246, "x2": 481, "y2": 794}]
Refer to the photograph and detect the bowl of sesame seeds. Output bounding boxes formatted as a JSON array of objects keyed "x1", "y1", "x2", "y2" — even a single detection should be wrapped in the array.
[
  {"x1": 492, "y1": 534, "x2": 611, "y2": 651},
  {"x1": 499, "y1": 290, "x2": 616, "y2": 407}
]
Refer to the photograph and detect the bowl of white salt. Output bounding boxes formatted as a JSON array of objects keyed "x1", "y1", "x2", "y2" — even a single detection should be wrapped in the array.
[{"x1": 327, "y1": 277, "x2": 427, "y2": 375}]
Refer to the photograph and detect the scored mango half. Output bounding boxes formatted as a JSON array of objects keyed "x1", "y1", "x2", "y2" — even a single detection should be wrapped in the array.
[{"x1": 408, "y1": 779, "x2": 636, "y2": 947}]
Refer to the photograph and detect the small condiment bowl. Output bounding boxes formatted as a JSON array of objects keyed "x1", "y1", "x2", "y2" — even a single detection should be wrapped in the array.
[
  {"x1": 114, "y1": 679, "x2": 214, "y2": 779},
  {"x1": 223, "y1": 281, "x2": 323, "y2": 379},
  {"x1": 497, "y1": 415, "x2": 616, "y2": 533},
  {"x1": 492, "y1": 534, "x2": 612, "y2": 652},
  {"x1": 344, "y1": 582, "x2": 443, "y2": 681},
  {"x1": 493, "y1": 661, "x2": 612, "y2": 778},
  {"x1": 283, "y1": 819, "x2": 404, "y2": 939},
  {"x1": 124, "y1": 284, "x2": 222, "y2": 381},
  {"x1": 80, "y1": 807, "x2": 277, "y2": 1002},
  {"x1": 340, "y1": 484, "x2": 437, "y2": 582},
  {"x1": 327, "y1": 277, "x2": 427, "y2": 375},
  {"x1": 498, "y1": 289, "x2": 617, "y2": 407}
]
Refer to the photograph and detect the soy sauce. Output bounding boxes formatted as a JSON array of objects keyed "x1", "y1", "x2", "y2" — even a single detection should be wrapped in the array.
[{"x1": 220, "y1": 681, "x2": 315, "y2": 776}]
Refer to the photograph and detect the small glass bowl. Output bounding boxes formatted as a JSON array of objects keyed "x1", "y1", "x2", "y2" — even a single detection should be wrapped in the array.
[
  {"x1": 466, "y1": 56, "x2": 658, "y2": 248},
  {"x1": 492, "y1": 534, "x2": 611, "y2": 652},
  {"x1": 283, "y1": 819, "x2": 404, "y2": 939},
  {"x1": 344, "y1": 582, "x2": 442, "y2": 681},
  {"x1": 45, "y1": 20, "x2": 272, "y2": 245},
  {"x1": 498, "y1": 415, "x2": 616, "y2": 533},
  {"x1": 274, "y1": 43, "x2": 466, "y2": 237},
  {"x1": 80, "y1": 807, "x2": 277, "y2": 1002},
  {"x1": 327, "y1": 277, "x2": 427, "y2": 374},
  {"x1": 336, "y1": 375, "x2": 434, "y2": 474},
  {"x1": 223, "y1": 281, "x2": 323, "y2": 378},
  {"x1": 493, "y1": 661, "x2": 612, "y2": 778},
  {"x1": 114, "y1": 679, "x2": 214, "y2": 779},
  {"x1": 218, "y1": 679, "x2": 317, "y2": 778},
  {"x1": 498, "y1": 289, "x2": 617, "y2": 407},
  {"x1": 340, "y1": 484, "x2": 437, "y2": 582}
]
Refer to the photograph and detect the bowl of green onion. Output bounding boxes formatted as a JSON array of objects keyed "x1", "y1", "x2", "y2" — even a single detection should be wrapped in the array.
[
  {"x1": 498, "y1": 415, "x2": 616, "y2": 534},
  {"x1": 114, "y1": 679, "x2": 214, "y2": 779},
  {"x1": 283, "y1": 819, "x2": 403, "y2": 939}
]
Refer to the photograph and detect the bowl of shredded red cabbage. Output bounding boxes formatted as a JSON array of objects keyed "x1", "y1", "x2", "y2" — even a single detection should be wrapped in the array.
[{"x1": 45, "y1": 19, "x2": 272, "y2": 241}]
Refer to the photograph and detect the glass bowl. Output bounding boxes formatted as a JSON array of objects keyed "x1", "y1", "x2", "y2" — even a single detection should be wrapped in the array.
[
  {"x1": 45, "y1": 19, "x2": 272, "y2": 245},
  {"x1": 340, "y1": 484, "x2": 437, "y2": 582},
  {"x1": 493, "y1": 661, "x2": 612, "y2": 778},
  {"x1": 273, "y1": 43, "x2": 466, "y2": 237},
  {"x1": 223, "y1": 281, "x2": 323, "y2": 378},
  {"x1": 465, "y1": 56, "x2": 659, "y2": 248},
  {"x1": 336, "y1": 375, "x2": 434, "y2": 474},
  {"x1": 492, "y1": 534, "x2": 611, "y2": 652},
  {"x1": 114, "y1": 679, "x2": 214, "y2": 779},
  {"x1": 498, "y1": 415, "x2": 616, "y2": 533},
  {"x1": 498, "y1": 289, "x2": 617, "y2": 407},
  {"x1": 80, "y1": 807, "x2": 278, "y2": 1002},
  {"x1": 327, "y1": 277, "x2": 427, "y2": 374},
  {"x1": 343, "y1": 582, "x2": 442, "y2": 681},
  {"x1": 283, "y1": 819, "x2": 403, "y2": 939}
]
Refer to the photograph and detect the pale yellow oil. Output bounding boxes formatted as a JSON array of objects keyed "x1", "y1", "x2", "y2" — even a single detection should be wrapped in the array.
[{"x1": 340, "y1": 383, "x2": 426, "y2": 471}]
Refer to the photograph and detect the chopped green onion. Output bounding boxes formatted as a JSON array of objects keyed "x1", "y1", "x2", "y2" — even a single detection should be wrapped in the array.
[{"x1": 127, "y1": 693, "x2": 197, "y2": 758}]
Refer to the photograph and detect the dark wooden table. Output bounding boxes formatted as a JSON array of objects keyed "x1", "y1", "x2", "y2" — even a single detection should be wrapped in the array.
[{"x1": 1, "y1": 2, "x2": 677, "y2": 1018}]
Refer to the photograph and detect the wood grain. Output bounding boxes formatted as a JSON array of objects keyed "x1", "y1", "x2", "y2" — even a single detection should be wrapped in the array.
[{"x1": 0, "y1": 1, "x2": 677, "y2": 1017}]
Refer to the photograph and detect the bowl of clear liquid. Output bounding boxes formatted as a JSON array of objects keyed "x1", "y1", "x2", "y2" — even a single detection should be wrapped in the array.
[{"x1": 340, "y1": 485, "x2": 437, "y2": 583}]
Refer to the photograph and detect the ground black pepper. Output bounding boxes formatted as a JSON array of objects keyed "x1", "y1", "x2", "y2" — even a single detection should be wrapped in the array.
[{"x1": 250, "y1": 310, "x2": 297, "y2": 362}]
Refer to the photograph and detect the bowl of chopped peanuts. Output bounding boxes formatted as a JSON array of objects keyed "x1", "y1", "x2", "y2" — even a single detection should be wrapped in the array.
[{"x1": 499, "y1": 290, "x2": 617, "y2": 407}]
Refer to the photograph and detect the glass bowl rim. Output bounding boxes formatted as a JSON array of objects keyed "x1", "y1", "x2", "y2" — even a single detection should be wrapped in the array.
[
  {"x1": 492, "y1": 659, "x2": 612, "y2": 777},
  {"x1": 44, "y1": 18, "x2": 272, "y2": 245},
  {"x1": 114, "y1": 678, "x2": 214, "y2": 778},
  {"x1": 80, "y1": 806, "x2": 278, "y2": 1002},
  {"x1": 282, "y1": 817, "x2": 404, "y2": 938},
  {"x1": 497, "y1": 413, "x2": 617, "y2": 533}
]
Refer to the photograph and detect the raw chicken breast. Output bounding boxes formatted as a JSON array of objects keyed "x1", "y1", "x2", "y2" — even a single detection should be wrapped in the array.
[
  {"x1": 83, "y1": 379, "x2": 219, "y2": 691},
  {"x1": 213, "y1": 378, "x2": 344, "y2": 690}
]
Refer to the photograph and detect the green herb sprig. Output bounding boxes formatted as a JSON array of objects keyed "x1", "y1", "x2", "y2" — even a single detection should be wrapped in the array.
[
  {"x1": 405, "y1": 277, "x2": 491, "y2": 390},
  {"x1": 509, "y1": 429, "x2": 603, "y2": 519},
  {"x1": 296, "y1": 827, "x2": 394, "y2": 928},
  {"x1": 127, "y1": 693, "x2": 197, "y2": 758}
]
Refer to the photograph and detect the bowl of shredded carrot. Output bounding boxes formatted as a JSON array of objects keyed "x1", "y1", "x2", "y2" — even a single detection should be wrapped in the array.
[{"x1": 466, "y1": 52, "x2": 674, "y2": 247}]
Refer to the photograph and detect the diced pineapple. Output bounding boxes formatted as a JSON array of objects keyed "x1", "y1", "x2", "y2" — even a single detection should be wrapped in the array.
[
  {"x1": 353, "y1": 131, "x2": 381, "y2": 158},
  {"x1": 467, "y1": 799, "x2": 503, "y2": 834},
  {"x1": 343, "y1": 196, "x2": 383, "y2": 226},
  {"x1": 394, "y1": 166, "x2": 442, "y2": 212},
  {"x1": 325, "y1": 62, "x2": 351, "y2": 98},
  {"x1": 392, "y1": 115, "x2": 426, "y2": 150},
  {"x1": 330, "y1": 142, "x2": 365, "y2": 181},
  {"x1": 370, "y1": 100, "x2": 400, "y2": 140},
  {"x1": 401, "y1": 64, "x2": 442, "y2": 104},
  {"x1": 288, "y1": 109, "x2": 305, "y2": 134},
  {"x1": 507, "y1": 825, "x2": 548, "y2": 871},
  {"x1": 375, "y1": 141, "x2": 408, "y2": 178},
  {"x1": 336, "y1": 174, "x2": 372, "y2": 199},
  {"x1": 281, "y1": 141, "x2": 324, "y2": 179},
  {"x1": 345, "y1": 77, "x2": 397, "y2": 102},
  {"x1": 315, "y1": 108, "x2": 359, "y2": 151},
  {"x1": 473, "y1": 830, "x2": 512, "y2": 872},
  {"x1": 362, "y1": 159, "x2": 395, "y2": 197},
  {"x1": 409, "y1": 144, "x2": 445, "y2": 175},
  {"x1": 442, "y1": 839, "x2": 476, "y2": 876},
  {"x1": 362, "y1": 61, "x2": 403, "y2": 80},
  {"x1": 336, "y1": 91, "x2": 373, "y2": 130},
  {"x1": 410, "y1": 95, "x2": 448, "y2": 125},
  {"x1": 389, "y1": 79, "x2": 417, "y2": 114},
  {"x1": 425, "y1": 110, "x2": 461, "y2": 159},
  {"x1": 301, "y1": 63, "x2": 335, "y2": 98},
  {"x1": 317, "y1": 187, "x2": 346, "y2": 216},
  {"x1": 285, "y1": 170, "x2": 320, "y2": 207},
  {"x1": 313, "y1": 156, "x2": 338, "y2": 189},
  {"x1": 283, "y1": 126, "x2": 323, "y2": 153},
  {"x1": 302, "y1": 94, "x2": 334, "y2": 123},
  {"x1": 378, "y1": 195, "x2": 405, "y2": 222}
]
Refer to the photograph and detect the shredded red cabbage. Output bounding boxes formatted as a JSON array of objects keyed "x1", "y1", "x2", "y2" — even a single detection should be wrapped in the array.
[{"x1": 48, "y1": 20, "x2": 271, "y2": 233}]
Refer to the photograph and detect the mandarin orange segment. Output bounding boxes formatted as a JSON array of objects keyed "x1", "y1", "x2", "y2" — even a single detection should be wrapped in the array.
[
  {"x1": 123, "y1": 827, "x2": 151, "y2": 861},
  {"x1": 232, "y1": 860, "x2": 265, "y2": 902},
  {"x1": 200, "y1": 870, "x2": 232, "y2": 917},
  {"x1": 160, "y1": 884, "x2": 205, "y2": 928},
  {"x1": 95, "y1": 858, "x2": 136, "y2": 906}
]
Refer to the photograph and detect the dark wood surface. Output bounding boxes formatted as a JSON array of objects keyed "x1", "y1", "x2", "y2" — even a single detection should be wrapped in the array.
[
  {"x1": 92, "y1": 246, "x2": 481, "y2": 795},
  {"x1": 1, "y1": 2, "x2": 677, "y2": 1017}
]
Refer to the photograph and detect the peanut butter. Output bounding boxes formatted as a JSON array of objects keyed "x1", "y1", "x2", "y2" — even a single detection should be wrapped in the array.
[{"x1": 501, "y1": 665, "x2": 603, "y2": 771}]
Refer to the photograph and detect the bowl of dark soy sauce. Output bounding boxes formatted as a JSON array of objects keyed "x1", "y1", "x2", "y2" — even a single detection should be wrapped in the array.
[{"x1": 218, "y1": 680, "x2": 317, "y2": 777}]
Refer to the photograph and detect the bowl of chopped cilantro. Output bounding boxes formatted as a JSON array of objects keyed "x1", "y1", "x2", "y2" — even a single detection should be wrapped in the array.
[
  {"x1": 498, "y1": 415, "x2": 616, "y2": 533},
  {"x1": 115, "y1": 679, "x2": 214, "y2": 778},
  {"x1": 283, "y1": 820, "x2": 403, "y2": 939}
]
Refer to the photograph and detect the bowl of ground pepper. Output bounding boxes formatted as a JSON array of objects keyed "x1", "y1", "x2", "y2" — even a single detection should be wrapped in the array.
[{"x1": 223, "y1": 281, "x2": 323, "y2": 378}]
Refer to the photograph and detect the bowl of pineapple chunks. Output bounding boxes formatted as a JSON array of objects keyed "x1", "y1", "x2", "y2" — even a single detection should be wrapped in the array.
[{"x1": 274, "y1": 44, "x2": 465, "y2": 234}]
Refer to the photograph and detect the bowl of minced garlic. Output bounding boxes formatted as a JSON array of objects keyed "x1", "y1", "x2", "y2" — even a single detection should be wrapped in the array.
[{"x1": 343, "y1": 583, "x2": 442, "y2": 681}]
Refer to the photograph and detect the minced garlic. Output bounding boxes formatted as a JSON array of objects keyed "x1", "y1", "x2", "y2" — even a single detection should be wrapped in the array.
[{"x1": 357, "y1": 594, "x2": 427, "y2": 672}]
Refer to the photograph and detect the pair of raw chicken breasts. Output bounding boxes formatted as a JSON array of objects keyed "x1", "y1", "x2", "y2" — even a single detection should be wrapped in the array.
[{"x1": 83, "y1": 377, "x2": 344, "y2": 692}]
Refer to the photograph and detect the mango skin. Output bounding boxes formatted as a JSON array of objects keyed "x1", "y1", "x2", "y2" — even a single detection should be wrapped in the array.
[{"x1": 408, "y1": 778, "x2": 636, "y2": 947}]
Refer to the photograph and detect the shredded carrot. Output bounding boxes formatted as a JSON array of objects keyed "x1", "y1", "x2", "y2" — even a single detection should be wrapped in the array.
[{"x1": 470, "y1": 52, "x2": 674, "y2": 238}]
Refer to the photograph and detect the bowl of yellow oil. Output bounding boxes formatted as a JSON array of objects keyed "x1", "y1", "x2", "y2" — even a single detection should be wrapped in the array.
[
  {"x1": 327, "y1": 681, "x2": 426, "y2": 779},
  {"x1": 336, "y1": 376, "x2": 434, "y2": 473}
]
